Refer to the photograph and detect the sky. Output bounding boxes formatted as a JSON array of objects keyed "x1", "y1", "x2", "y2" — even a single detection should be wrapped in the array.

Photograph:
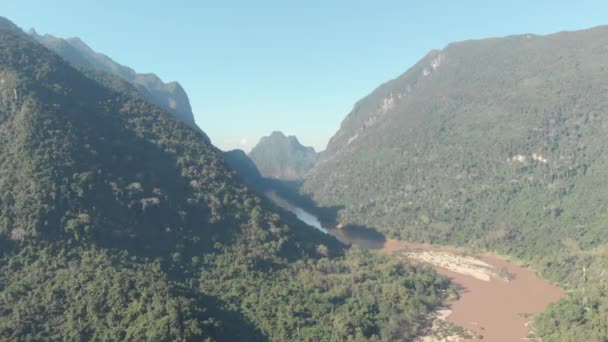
[{"x1": 3, "y1": 1, "x2": 608, "y2": 151}]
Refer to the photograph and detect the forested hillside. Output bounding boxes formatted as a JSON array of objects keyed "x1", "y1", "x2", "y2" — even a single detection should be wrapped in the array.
[
  {"x1": 0, "y1": 18, "x2": 449, "y2": 341},
  {"x1": 302, "y1": 26, "x2": 608, "y2": 340},
  {"x1": 223, "y1": 148, "x2": 264, "y2": 188}
]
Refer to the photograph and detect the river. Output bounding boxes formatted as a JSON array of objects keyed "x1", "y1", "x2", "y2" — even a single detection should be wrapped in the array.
[
  {"x1": 265, "y1": 191, "x2": 327, "y2": 233},
  {"x1": 268, "y1": 191, "x2": 565, "y2": 342}
]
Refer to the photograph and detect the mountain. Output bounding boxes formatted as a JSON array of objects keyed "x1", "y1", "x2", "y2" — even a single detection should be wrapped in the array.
[
  {"x1": 223, "y1": 149, "x2": 265, "y2": 189},
  {"x1": 0, "y1": 17, "x2": 449, "y2": 341},
  {"x1": 302, "y1": 26, "x2": 608, "y2": 340},
  {"x1": 0, "y1": 16, "x2": 23, "y2": 34},
  {"x1": 30, "y1": 30, "x2": 198, "y2": 128},
  {"x1": 249, "y1": 131, "x2": 318, "y2": 180}
]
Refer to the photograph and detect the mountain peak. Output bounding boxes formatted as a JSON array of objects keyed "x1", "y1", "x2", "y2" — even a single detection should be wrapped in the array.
[
  {"x1": 0, "y1": 16, "x2": 18, "y2": 30},
  {"x1": 265, "y1": 131, "x2": 311, "y2": 149},
  {"x1": 249, "y1": 132, "x2": 318, "y2": 180},
  {"x1": 269, "y1": 130, "x2": 287, "y2": 138},
  {"x1": 0, "y1": 17, "x2": 27, "y2": 37}
]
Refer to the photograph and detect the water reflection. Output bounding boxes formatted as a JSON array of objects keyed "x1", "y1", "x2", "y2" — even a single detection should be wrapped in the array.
[
  {"x1": 330, "y1": 225, "x2": 386, "y2": 249},
  {"x1": 266, "y1": 191, "x2": 327, "y2": 234},
  {"x1": 266, "y1": 191, "x2": 388, "y2": 250}
]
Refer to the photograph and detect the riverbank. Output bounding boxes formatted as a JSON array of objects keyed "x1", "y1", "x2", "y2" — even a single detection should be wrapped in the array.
[
  {"x1": 350, "y1": 237, "x2": 565, "y2": 341},
  {"x1": 268, "y1": 192, "x2": 564, "y2": 341},
  {"x1": 323, "y1": 225, "x2": 564, "y2": 341}
]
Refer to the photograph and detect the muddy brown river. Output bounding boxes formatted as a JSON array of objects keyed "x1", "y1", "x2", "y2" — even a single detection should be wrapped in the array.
[
  {"x1": 269, "y1": 192, "x2": 565, "y2": 341},
  {"x1": 381, "y1": 240, "x2": 564, "y2": 341}
]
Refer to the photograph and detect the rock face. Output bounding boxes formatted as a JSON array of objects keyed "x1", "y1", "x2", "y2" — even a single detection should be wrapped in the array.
[
  {"x1": 30, "y1": 30, "x2": 198, "y2": 128},
  {"x1": 248, "y1": 131, "x2": 319, "y2": 180}
]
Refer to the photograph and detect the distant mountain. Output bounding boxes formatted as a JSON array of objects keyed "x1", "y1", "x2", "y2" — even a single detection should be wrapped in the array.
[
  {"x1": 0, "y1": 17, "x2": 449, "y2": 341},
  {"x1": 302, "y1": 26, "x2": 608, "y2": 340},
  {"x1": 249, "y1": 131, "x2": 318, "y2": 180},
  {"x1": 30, "y1": 30, "x2": 198, "y2": 128}
]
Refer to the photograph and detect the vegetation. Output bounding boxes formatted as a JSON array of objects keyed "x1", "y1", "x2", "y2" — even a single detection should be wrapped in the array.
[
  {"x1": 302, "y1": 27, "x2": 608, "y2": 340},
  {"x1": 0, "y1": 19, "x2": 448, "y2": 341},
  {"x1": 223, "y1": 148, "x2": 264, "y2": 189},
  {"x1": 0, "y1": 246, "x2": 217, "y2": 341},
  {"x1": 535, "y1": 255, "x2": 608, "y2": 341},
  {"x1": 430, "y1": 319, "x2": 476, "y2": 341},
  {"x1": 199, "y1": 247, "x2": 448, "y2": 341}
]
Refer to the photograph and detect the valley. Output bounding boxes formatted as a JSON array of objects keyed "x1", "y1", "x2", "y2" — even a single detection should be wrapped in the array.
[
  {"x1": 269, "y1": 191, "x2": 565, "y2": 341},
  {"x1": 0, "y1": 20, "x2": 450, "y2": 341},
  {"x1": 1, "y1": 9, "x2": 607, "y2": 341}
]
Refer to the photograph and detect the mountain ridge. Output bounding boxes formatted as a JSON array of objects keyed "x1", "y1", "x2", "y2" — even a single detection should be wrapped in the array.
[
  {"x1": 302, "y1": 24, "x2": 608, "y2": 340},
  {"x1": 29, "y1": 29, "x2": 198, "y2": 128}
]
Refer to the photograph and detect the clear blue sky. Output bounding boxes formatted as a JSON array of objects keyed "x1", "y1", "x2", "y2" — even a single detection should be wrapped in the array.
[{"x1": 3, "y1": 1, "x2": 607, "y2": 151}]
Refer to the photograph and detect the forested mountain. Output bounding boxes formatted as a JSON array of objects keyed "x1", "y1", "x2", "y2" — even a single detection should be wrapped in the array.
[
  {"x1": 0, "y1": 17, "x2": 449, "y2": 341},
  {"x1": 302, "y1": 26, "x2": 608, "y2": 340},
  {"x1": 223, "y1": 149, "x2": 265, "y2": 189},
  {"x1": 30, "y1": 30, "x2": 198, "y2": 128},
  {"x1": 249, "y1": 131, "x2": 318, "y2": 180}
]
